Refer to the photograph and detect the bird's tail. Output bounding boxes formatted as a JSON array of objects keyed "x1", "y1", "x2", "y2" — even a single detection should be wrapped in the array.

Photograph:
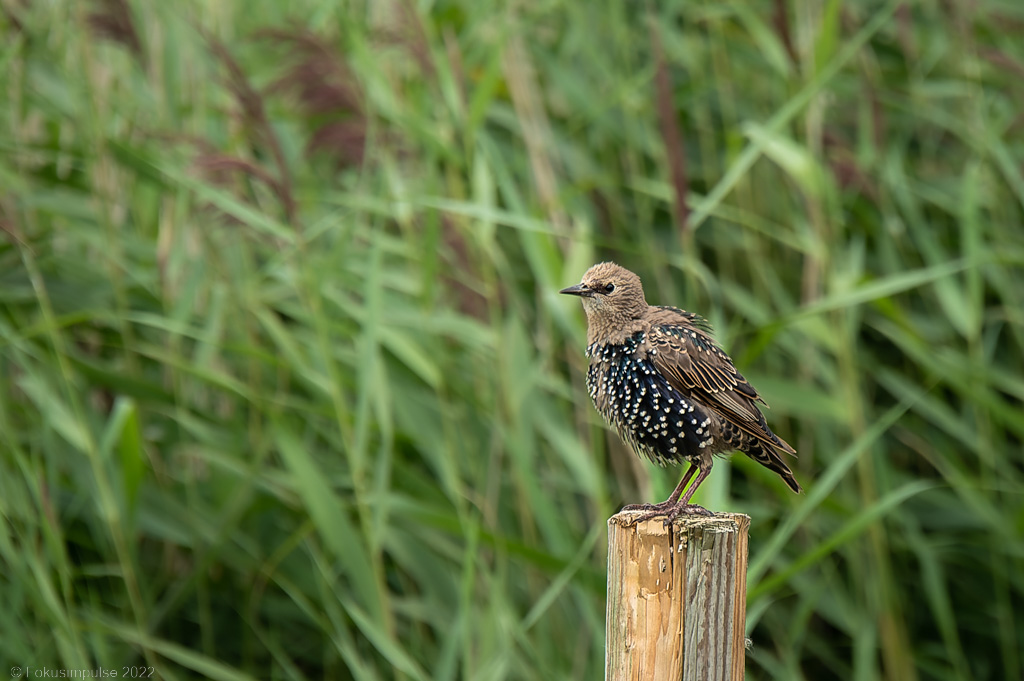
[{"x1": 745, "y1": 440, "x2": 802, "y2": 493}]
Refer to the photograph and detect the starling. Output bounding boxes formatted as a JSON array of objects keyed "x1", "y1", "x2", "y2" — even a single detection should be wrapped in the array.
[{"x1": 561, "y1": 262, "x2": 800, "y2": 519}]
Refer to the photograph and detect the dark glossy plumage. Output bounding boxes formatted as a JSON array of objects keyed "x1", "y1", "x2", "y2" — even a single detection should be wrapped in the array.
[{"x1": 561, "y1": 262, "x2": 800, "y2": 518}]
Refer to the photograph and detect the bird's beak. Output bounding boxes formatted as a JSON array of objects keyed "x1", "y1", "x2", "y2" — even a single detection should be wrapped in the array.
[{"x1": 559, "y1": 283, "x2": 593, "y2": 297}]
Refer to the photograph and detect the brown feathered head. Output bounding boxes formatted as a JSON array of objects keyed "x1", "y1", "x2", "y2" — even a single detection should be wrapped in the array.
[{"x1": 560, "y1": 262, "x2": 649, "y2": 341}]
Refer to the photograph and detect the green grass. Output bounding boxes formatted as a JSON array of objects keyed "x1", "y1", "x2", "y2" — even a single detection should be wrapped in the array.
[{"x1": 2, "y1": 0, "x2": 1023, "y2": 679}]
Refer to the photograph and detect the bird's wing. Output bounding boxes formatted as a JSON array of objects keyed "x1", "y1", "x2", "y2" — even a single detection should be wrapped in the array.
[{"x1": 646, "y1": 307, "x2": 796, "y2": 454}]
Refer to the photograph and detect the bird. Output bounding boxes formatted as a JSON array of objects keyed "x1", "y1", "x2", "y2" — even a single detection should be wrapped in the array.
[{"x1": 560, "y1": 262, "x2": 800, "y2": 520}]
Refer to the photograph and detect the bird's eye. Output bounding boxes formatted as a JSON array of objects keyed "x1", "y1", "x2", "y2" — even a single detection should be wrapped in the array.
[{"x1": 604, "y1": 283, "x2": 615, "y2": 293}]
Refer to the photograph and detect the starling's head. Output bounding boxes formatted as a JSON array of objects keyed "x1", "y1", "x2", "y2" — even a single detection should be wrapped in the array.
[{"x1": 560, "y1": 262, "x2": 648, "y2": 334}]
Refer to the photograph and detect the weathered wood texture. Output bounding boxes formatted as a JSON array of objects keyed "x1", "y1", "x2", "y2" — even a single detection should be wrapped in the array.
[{"x1": 605, "y1": 511, "x2": 750, "y2": 681}]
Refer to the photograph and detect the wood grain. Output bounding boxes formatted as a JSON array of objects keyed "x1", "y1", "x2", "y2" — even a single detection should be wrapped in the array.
[{"x1": 605, "y1": 511, "x2": 750, "y2": 681}]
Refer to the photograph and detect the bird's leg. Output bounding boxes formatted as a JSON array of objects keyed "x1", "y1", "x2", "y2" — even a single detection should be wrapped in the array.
[
  {"x1": 663, "y1": 465, "x2": 714, "y2": 521},
  {"x1": 621, "y1": 465, "x2": 702, "y2": 519}
]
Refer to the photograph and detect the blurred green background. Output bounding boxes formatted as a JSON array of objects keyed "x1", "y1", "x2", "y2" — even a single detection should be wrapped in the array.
[{"x1": 2, "y1": 0, "x2": 1023, "y2": 679}]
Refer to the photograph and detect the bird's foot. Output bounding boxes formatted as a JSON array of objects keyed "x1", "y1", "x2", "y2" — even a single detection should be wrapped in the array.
[
  {"x1": 667, "y1": 503, "x2": 714, "y2": 520},
  {"x1": 621, "y1": 501, "x2": 674, "y2": 513},
  {"x1": 619, "y1": 501, "x2": 714, "y2": 525}
]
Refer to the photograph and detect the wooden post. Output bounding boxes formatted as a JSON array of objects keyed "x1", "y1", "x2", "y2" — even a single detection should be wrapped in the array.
[{"x1": 605, "y1": 511, "x2": 750, "y2": 681}]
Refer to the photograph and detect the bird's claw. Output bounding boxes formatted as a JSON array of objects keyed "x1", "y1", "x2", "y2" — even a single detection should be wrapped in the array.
[
  {"x1": 674, "y1": 503, "x2": 714, "y2": 518},
  {"x1": 621, "y1": 502, "x2": 672, "y2": 513},
  {"x1": 619, "y1": 502, "x2": 715, "y2": 526}
]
